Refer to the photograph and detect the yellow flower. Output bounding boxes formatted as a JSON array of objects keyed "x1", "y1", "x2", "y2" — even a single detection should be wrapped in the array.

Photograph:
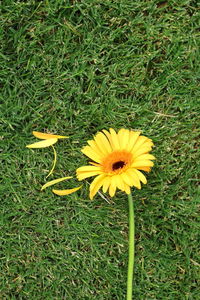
[{"x1": 76, "y1": 128, "x2": 155, "y2": 200}]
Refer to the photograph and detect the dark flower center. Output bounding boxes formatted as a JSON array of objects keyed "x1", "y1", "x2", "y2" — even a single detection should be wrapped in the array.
[{"x1": 112, "y1": 161, "x2": 125, "y2": 171}]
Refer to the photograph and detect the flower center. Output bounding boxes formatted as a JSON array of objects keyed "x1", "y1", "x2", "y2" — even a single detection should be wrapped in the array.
[
  {"x1": 112, "y1": 161, "x2": 125, "y2": 171},
  {"x1": 101, "y1": 150, "x2": 133, "y2": 174}
]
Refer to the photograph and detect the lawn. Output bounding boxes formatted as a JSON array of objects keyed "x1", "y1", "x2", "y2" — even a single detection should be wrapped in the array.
[{"x1": 0, "y1": 1, "x2": 199, "y2": 299}]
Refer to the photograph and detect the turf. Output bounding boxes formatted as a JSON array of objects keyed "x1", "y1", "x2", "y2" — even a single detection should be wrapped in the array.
[{"x1": 0, "y1": 0, "x2": 199, "y2": 299}]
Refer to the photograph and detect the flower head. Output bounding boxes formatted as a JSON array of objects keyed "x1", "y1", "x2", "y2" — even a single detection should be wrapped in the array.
[{"x1": 76, "y1": 128, "x2": 155, "y2": 199}]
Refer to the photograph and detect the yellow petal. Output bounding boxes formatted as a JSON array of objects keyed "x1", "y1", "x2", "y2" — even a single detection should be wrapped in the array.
[
  {"x1": 109, "y1": 177, "x2": 117, "y2": 197},
  {"x1": 134, "y1": 154, "x2": 156, "y2": 161},
  {"x1": 102, "y1": 176, "x2": 111, "y2": 193},
  {"x1": 126, "y1": 131, "x2": 141, "y2": 152},
  {"x1": 131, "y1": 160, "x2": 154, "y2": 168},
  {"x1": 102, "y1": 129, "x2": 120, "y2": 151},
  {"x1": 33, "y1": 131, "x2": 68, "y2": 139},
  {"x1": 87, "y1": 140, "x2": 105, "y2": 158},
  {"x1": 121, "y1": 169, "x2": 141, "y2": 189},
  {"x1": 109, "y1": 128, "x2": 120, "y2": 150},
  {"x1": 26, "y1": 138, "x2": 58, "y2": 148},
  {"x1": 124, "y1": 183, "x2": 131, "y2": 194},
  {"x1": 133, "y1": 169, "x2": 147, "y2": 184},
  {"x1": 133, "y1": 144, "x2": 153, "y2": 158},
  {"x1": 94, "y1": 132, "x2": 112, "y2": 155},
  {"x1": 89, "y1": 174, "x2": 106, "y2": 200},
  {"x1": 126, "y1": 169, "x2": 141, "y2": 189},
  {"x1": 102, "y1": 129, "x2": 111, "y2": 141},
  {"x1": 137, "y1": 166, "x2": 151, "y2": 172},
  {"x1": 114, "y1": 174, "x2": 125, "y2": 191},
  {"x1": 76, "y1": 166, "x2": 102, "y2": 180},
  {"x1": 77, "y1": 171, "x2": 102, "y2": 181},
  {"x1": 121, "y1": 172, "x2": 134, "y2": 187},
  {"x1": 118, "y1": 128, "x2": 130, "y2": 150},
  {"x1": 81, "y1": 145, "x2": 102, "y2": 163},
  {"x1": 46, "y1": 145, "x2": 57, "y2": 178},
  {"x1": 41, "y1": 176, "x2": 72, "y2": 190},
  {"x1": 131, "y1": 136, "x2": 149, "y2": 154},
  {"x1": 76, "y1": 166, "x2": 102, "y2": 173},
  {"x1": 53, "y1": 186, "x2": 82, "y2": 196}
]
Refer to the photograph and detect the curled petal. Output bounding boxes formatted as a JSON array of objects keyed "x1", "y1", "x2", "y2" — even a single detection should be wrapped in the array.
[{"x1": 46, "y1": 145, "x2": 57, "y2": 178}]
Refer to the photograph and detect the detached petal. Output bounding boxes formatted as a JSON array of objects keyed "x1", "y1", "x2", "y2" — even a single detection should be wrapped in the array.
[
  {"x1": 46, "y1": 145, "x2": 57, "y2": 178},
  {"x1": 41, "y1": 176, "x2": 72, "y2": 190},
  {"x1": 33, "y1": 131, "x2": 68, "y2": 139},
  {"x1": 53, "y1": 186, "x2": 82, "y2": 196},
  {"x1": 26, "y1": 138, "x2": 58, "y2": 148}
]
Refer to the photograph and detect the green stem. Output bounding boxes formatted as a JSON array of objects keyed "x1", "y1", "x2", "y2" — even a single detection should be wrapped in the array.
[{"x1": 127, "y1": 192, "x2": 135, "y2": 300}]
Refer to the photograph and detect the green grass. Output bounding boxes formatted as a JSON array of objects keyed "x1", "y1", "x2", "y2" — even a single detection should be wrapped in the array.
[{"x1": 0, "y1": 0, "x2": 199, "y2": 299}]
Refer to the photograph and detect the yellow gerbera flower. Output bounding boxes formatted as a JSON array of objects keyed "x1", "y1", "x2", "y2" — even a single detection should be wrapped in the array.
[{"x1": 76, "y1": 128, "x2": 155, "y2": 200}]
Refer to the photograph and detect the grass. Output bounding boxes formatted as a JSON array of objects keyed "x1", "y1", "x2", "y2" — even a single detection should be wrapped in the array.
[{"x1": 0, "y1": 0, "x2": 199, "y2": 299}]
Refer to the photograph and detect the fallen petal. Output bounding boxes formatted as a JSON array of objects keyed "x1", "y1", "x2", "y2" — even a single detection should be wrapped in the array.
[
  {"x1": 33, "y1": 131, "x2": 68, "y2": 139},
  {"x1": 26, "y1": 138, "x2": 58, "y2": 148},
  {"x1": 52, "y1": 186, "x2": 82, "y2": 196},
  {"x1": 46, "y1": 146, "x2": 57, "y2": 178},
  {"x1": 41, "y1": 176, "x2": 72, "y2": 190}
]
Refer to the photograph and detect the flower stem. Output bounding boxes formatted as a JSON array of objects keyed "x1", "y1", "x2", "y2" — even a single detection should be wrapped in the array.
[{"x1": 127, "y1": 192, "x2": 135, "y2": 300}]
